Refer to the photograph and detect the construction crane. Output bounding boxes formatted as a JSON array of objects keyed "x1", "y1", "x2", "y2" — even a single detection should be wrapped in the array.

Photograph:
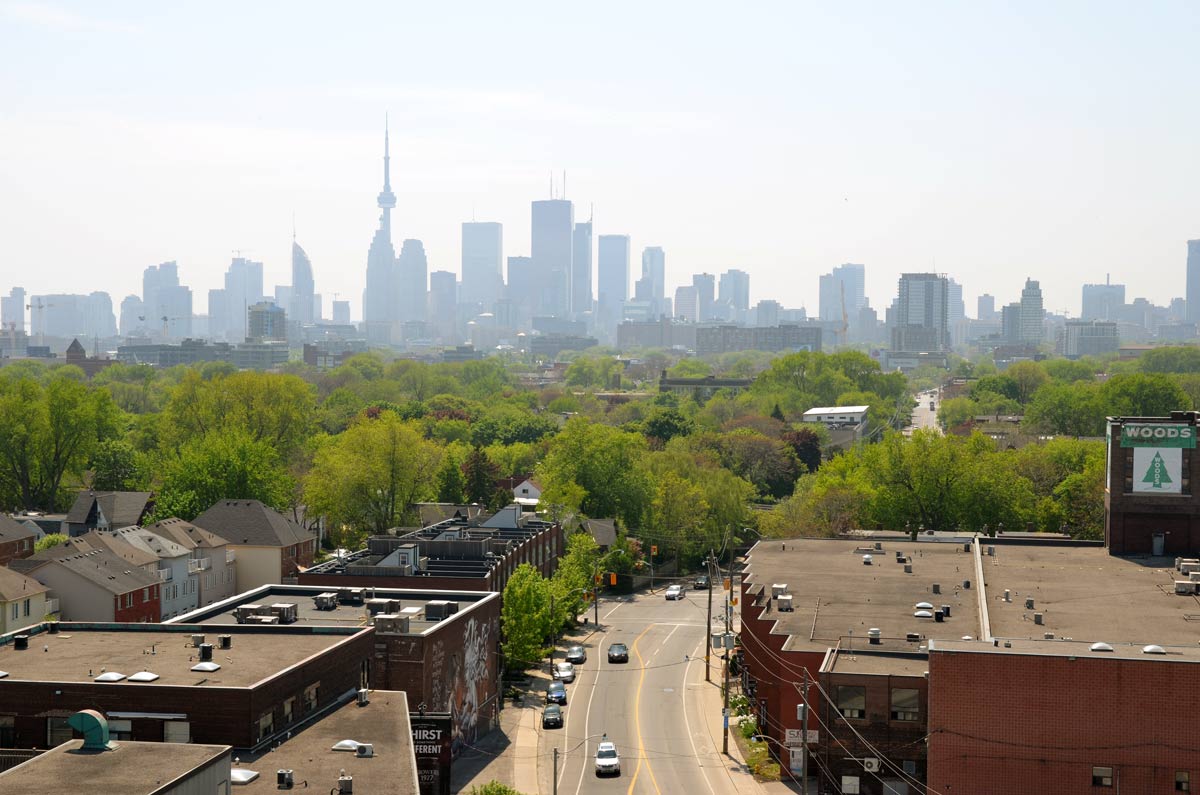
[{"x1": 26, "y1": 299, "x2": 53, "y2": 348}]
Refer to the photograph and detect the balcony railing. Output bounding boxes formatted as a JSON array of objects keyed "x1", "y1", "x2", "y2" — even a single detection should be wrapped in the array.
[
  {"x1": 156, "y1": 568, "x2": 172, "y2": 582},
  {"x1": 226, "y1": 549, "x2": 236, "y2": 564},
  {"x1": 188, "y1": 558, "x2": 211, "y2": 573}
]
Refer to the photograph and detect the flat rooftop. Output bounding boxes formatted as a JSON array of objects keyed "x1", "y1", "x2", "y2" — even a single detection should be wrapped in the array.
[
  {"x1": 169, "y1": 585, "x2": 497, "y2": 635},
  {"x1": 982, "y1": 545, "x2": 1200, "y2": 645},
  {"x1": 0, "y1": 739, "x2": 230, "y2": 794},
  {"x1": 235, "y1": 690, "x2": 418, "y2": 795},
  {"x1": 823, "y1": 649, "x2": 931, "y2": 676},
  {"x1": 743, "y1": 537, "x2": 983, "y2": 653},
  {"x1": 0, "y1": 625, "x2": 363, "y2": 686},
  {"x1": 931, "y1": 638, "x2": 1200, "y2": 663}
]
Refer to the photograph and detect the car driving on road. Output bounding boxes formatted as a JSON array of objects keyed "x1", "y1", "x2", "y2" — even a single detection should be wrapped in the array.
[
  {"x1": 693, "y1": 574, "x2": 710, "y2": 589},
  {"x1": 547, "y1": 680, "x2": 567, "y2": 704},
  {"x1": 553, "y1": 661, "x2": 576, "y2": 683},
  {"x1": 565, "y1": 645, "x2": 587, "y2": 664},
  {"x1": 665, "y1": 584, "x2": 684, "y2": 600},
  {"x1": 594, "y1": 741, "x2": 621, "y2": 776},
  {"x1": 607, "y1": 642, "x2": 629, "y2": 663}
]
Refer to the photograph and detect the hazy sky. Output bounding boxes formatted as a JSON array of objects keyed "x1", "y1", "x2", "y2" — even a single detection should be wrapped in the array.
[{"x1": 3, "y1": 1, "x2": 1199, "y2": 320}]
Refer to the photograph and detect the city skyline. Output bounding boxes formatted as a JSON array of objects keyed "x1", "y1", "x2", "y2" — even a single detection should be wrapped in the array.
[{"x1": 5, "y1": 3, "x2": 1200, "y2": 319}]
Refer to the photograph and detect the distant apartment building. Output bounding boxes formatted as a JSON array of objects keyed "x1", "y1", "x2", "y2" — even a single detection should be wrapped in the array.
[
  {"x1": 1056, "y1": 320, "x2": 1119, "y2": 359},
  {"x1": 818, "y1": 263, "x2": 866, "y2": 323},
  {"x1": 718, "y1": 269, "x2": 751, "y2": 322},
  {"x1": 674, "y1": 286, "x2": 699, "y2": 323},
  {"x1": 1187, "y1": 240, "x2": 1200, "y2": 324},
  {"x1": 247, "y1": 301, "x2": 286, "y2": 342},
  {"x1": 695, "y1": 324, "x2": 822, "y2": 355},
  {"x1": 1081, "y1": 280, "x2": 1126, "y2": 321},
  {"x1": 616, "y1": 318, "x2": 697, "y2": 350}
]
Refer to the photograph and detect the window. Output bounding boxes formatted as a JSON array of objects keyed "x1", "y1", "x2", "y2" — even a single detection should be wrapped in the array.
[
  {"x1": 143, "y1": 587, "x2": 150, "y2": 601},
  {"x1": 283, "y1": 697, "x2": 295, "y2": 725},
  {"x1": 1178, "y1": 772, "x2": 1191, "y2": 792},
  {"x1": 47, "y1": 717, "x2": 74, "y2": 746},
  {"x1": 902, "y1": 760, "x2": 918, "y2": 776},
  {"x1": 891, "y1": 688, "x2": 920, "y2": 721},
  {"x1": 1092, "y1": 766, "x2": 1113, "y2": 787},
  {"x1": 0, "y1": 716, "x2": 15, "y2": 747},
  {"x1": 22, "y1": 599, "x2": 29, "y2": 617},
  {"x1": 303, "y1": 683, "x2": 320, "y2": 713},
  {"x1": 10, "y1": 603, "x2": 17, "y2": 620},
  {"x1": 837, "y1": 686, "x2": 865, "y2": 719},
  {"x1": 107, "y1": 719, "x2": 132, "y2": 741},
  {"x1": 256, "y1": 711, "x2": 274, "y2": 741}
]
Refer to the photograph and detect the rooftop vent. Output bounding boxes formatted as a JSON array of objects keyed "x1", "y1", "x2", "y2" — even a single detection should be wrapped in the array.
[
  {"x1": 932, "y1": 583, "x2": 941, "y2": 594},
  {"x1": 915, "y1": 602, "x2": 934, "y2": 610},
  {"x1": 191, "y1": 634, "x2": 206, "y2": 648},
  {"x1": 355, "y1": 743, "x2": 374, "y2": 758},
  {"x1": 1143, "y1": 645, "x2": 1167, "y2": 655},
  {"x1": 1034, "y1": 613, "x2": 1044, "y2": 625},
  {"x1": 0, "y1": 671, "x2": 8, "y2": 679},
  {"x1": 1025, "y1": 597, "x2": 1035, "y2": 610},
  {"x1": 331, "y1": 739, "x2": 364, "y2": 752},
  {"x1": 905, "y1": 633, "x2": 920, "y2": 643},
  {"x1": 771, "y1": 584, "x2": 788, "y2": 598},
  {"x1": 862, "y1": 555, "x2": 873, "y2": 565},
  {"x1": 904, "y1": 564, "x2": 912, "y2": 574},
  {"x1": 230, "y1": 769, "x2": 260, "y2": 784},
  {"x1": 69, "y1": 710, "x2": 114, "y2": 751},
  {"x1": 218, "y1": 634, "x2": 232, "y2": 650},
  {"x1": 776, "y1": 594, "x2": 794, "y2": 612},
  {"x1": 13, "y1": 635, "x2": 28, "y2": 651},
  {"x1": 867, "y1": 628, "x2": 881, "y2": 645},
  {"x1": 1089, "y1": 642, "x2": 1114, "y2": 652},
  {"x1": 961, "y1": 635, "x2": 973, "y2": 641},
  {"x1": 191, "y1": 661, "x2": 221, "y2": 672},
  {"x1": 874, "y1": 542, "x2": 882, "y2": 551}
]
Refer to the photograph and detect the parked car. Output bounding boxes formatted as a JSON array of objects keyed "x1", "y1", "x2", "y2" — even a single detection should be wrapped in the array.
[
  {"x1": 565, "y1": 645, "x2": 587, "y2": 664},
  {"x1": 693, "y1": 575, "x2": 710, "y2": 590},
  {"x1": 595, "y1": 741, "x2": 621, "y2": 776},
  {"x1": 547, "y1": 680, "x2": 567, "y2": 704},
  {"x1": 607, "y1": 642, "x2": 629, "y2": 663},
  {"x1": 542, "y1": 703, "x2": 563, "y2": 729},
  {"x1": 665, "y1": 584, "x2": 684, "y2": 600},
  {"x1": 553, "y1": 661, "x2": 576, "y2": 683}
]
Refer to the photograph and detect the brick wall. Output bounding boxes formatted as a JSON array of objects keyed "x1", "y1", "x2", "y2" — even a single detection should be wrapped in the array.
[
  {"x1": 112, "y1": 585, "x2": 160, "y2": 623},
  {"x1": 929, "y1": 649, "x2": 1200, "y2": 794},
  {"x1": 0, "y1": 536, "x2": 34, "y2": 567}
]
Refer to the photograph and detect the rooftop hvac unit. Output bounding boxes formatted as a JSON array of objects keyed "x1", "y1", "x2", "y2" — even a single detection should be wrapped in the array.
[
  {"x1": 218, "y1": 634, "x2": 232, "y2": 650},
  {"x1": 863, "y1": 758, "x2": 881, "y2": 773},
  {"x1": 191, "y1": 634, "x2": 206, "y2": 648},
  {"x1": 277, "y1": 769, "x2": 294, "y2": 789},
  {"x1": 1182, "y1": 560, "x2": 1200, "y2": 575},
  {"x1": 355, "y1": 743, "x2": 374, "y2": 758},
  {"x1": 374, "y1": 614, "x2": 411, "y2": 635},
  {"x1": 269, "y1": 603, "x2": 298, "y2": 624},
  {"x1": 771, "y1": 583, "x2": 788, "y2": 598},
  {"x1": 1189, "y1": 571, "x2": 1200, "y2": 583},
  {"x1": 399, "y1": 606, "x2": 422, "y2": 620},
  {"x1": 313, "y1": 592, "x2": 339, "y2": 611},
  {"x1": 339, "y1": 588, "x2": 365, "y2": 605},
  {"x1": 776, "y1": 594, "x2": 794, "y2": 612},
  {"x1": 357, "y1": 688, "x2": 369, "y2": 706},
  {"x1": 366, "y1": 598, "x2": 401, "y2": 616},
  {"x1": 1176, "y1": 580, "x2": 1199, "y2": 595}
]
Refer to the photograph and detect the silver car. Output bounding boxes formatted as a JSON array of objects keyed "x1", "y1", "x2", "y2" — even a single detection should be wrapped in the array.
[{"x1": 553, "y1": 661, "x2": 576, "y2": 683}]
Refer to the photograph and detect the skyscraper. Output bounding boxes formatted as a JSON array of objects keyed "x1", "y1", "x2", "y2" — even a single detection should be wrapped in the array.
[
  {"x1": 222, "y1": 257, "x2": 264, "y2": 342},
  {"x1": 1, "y1": 287, "x2": 25, "y2": 332},
  {"x1": 818, "y1": 264, "x2": 866, "y2": 322},
  {"x1": 1082, "y1": 279, "x2": 1126, "y2": 321},
  {"x1": 692, "y1": 273, "x2": 715, "y2": 321},
  {"x1": 597, "y1": 235, "x2": 630, "y2": 308},
  {"x1": 1019, "y1": 277, "x2": 1044, "y2": 344},
  {"x1": 396, "y1": 239, "x2": 428, "y2": 326},
  {"x1": 891, "y1": 273, "x2": 949, "y2": 352},
  {"x1": 364, "y1": 123, "x2": 397, "y2": 344},
  {"x1": 1188, "y1": 240, "x2": 1200, "y2": 324},
  {"x1": 947, "y1": 278, "x2": 966, "y2": 322},
  {"x1": 461, "y1": 222, "x2": 503, "y2": 309},
  {"x1": 290, "y1": 240, "x2": 315, "y2": 328},
  {"x1": 332, "y1": 300, "x2": 351, "y2": 325},
  {"x1": 718, "y1": 269, "x2": 751, "y2": 322},
  {"x1": 674, "y1": 286, "x2": 699, "y2": 323},
  {"x1": 572, "y1": 220, "x2": 593, "y2": 317},
  {"x1": 118, "y1": 295, "x2": 143, "y2": 337},
  {"x1": 142, "y1": 262, "x2": 192, "y2": 339},
  {"x1": 531, "y1": 199, "x2": 574, "y2": 317},
  {"x1": 428, "y1": 270, "x2": 457, "y2": 343},
  {"x1": 977, "y1": 293, "x2": 996, "y2": 320},
  {"x1": 641, "y1": 247, "x2": 666, "y2": 311}
]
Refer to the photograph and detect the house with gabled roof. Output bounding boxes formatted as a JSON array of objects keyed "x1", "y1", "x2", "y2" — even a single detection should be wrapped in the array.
[
  {"x1": 0, "y1": 567, "x2": 50, "y2": 634},
  {"x1": 191, "y1": 500, "x2": 316, "y2": 591},
  {"x1": 0, "y1": 515, "x2": 36, "y2": 567},
  {"x1": 63, "y1": 490, "x2": 153, "y2": 537},
  {"x1": 144, "y1": 517, "x2": 237, "y2": 606},
  {"x1": 12, "y1": 545, "x2": 161, "y2": 622}
]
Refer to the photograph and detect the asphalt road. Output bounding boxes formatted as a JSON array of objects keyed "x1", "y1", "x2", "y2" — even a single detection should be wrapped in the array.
[
  {"x1": 910, "y1": 388, "x2": 941, "y2": 433},
  {"x1": 538, "y1": 586, "x2": 736, "y2": 795}
]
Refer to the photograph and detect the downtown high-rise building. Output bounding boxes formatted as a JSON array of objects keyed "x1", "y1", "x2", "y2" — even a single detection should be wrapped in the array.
[
  {"x1": 1081, "y1": 279, "x2": 1126, "y2": 321},
  {"x1": 460, "y1": 222, "x2": 503, "y2": 310},
  {"x1": 119, "y1": 295, "x2": 143, "y2": 336},
  {"x1": 28, "y1": 292, "x2": 117, "y2": 342},
  {"x1": 818, "y1": 263, "x2": 866, "y2": 322},
  {"x1": 947, "y1": 278, "x2": 966, "y2": 322},
  {"x1": 1, "y1": 287, "x2": 25, "y2": 333},
  {"x1": 891, "y1": 273, "x2": 948, "y2": 352},
  {"x1": 396, "y1": 239, "x2": 428, "y2": 326},
  {"x1": 290, "y1": 240, "x2": 315, "y2": 328},
  {"x1": 692, "y1": 273, "x2": 715, "y2": 321},
  {"x1": 1188, "y1": 240, "x2": 1200, "y2": 324},
  {"x1": 572, "y1": 220, "x2": 593, "y2": 317},
  {"x1": 506, "y1": 255, "x2": 536, "y2": 328},
  {"x1": 1018, "y1": 277, "x2": 1045, "y2": 344},
  {"x1": 364, "y1": 124, "x2": 398, "y2": 344},
  {"x1": 332, "y1": 300, "x2": 351, "y2": 325},
  {"x1": 531, "y1": 199, "x2": 574, "y2": 317},
  {"x1": 596, "y1": 235, "x2": 629, "y2": 340},
  {"x1": 718, "y1": 269, "x2": 751, "y2": 322},
  {"x1": 428, "y1": 270, "x2": 457, "y2": 342},
  {"x1": 640, "y1": 247, "x2": 666, "y2": 312},
  {"x1": 977, "y1": 293, "x2": 996, "y2": 320},
  {"x1": 211, "y1": 257, "x2": 263, "y2": 342},
  {"x1": 142, "y1": 261, "x2": 192, "y2": 339},
  {"x1": 674, "y1": 285, "x2": 699, "y2": 323}
]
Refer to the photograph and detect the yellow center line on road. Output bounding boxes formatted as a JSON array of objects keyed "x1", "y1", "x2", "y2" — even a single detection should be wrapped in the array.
[{"x1": 626, "y1": 624, "x2": 662, "y2": 795}]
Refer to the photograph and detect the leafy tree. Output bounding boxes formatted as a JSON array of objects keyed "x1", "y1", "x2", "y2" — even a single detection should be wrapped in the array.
[
  {"x1": 649, "y1": 471, "x2": 708, "y2": 570},
  {"x1": 641, "y1": 407, "x2": 695, "y2": 445},
  {"x1": 551, "y1": 532, "x2": 602, "y2": 622},
  {"x1": 537, "y1": 418, "x2": 652, "y2": 527},
  {"x1": 0, "y1": 374, "x2": 120, "y2": 510},
  {"x1": 87, "y1": 438, "x2": 148, "y2": 492},
  {"x1": 1023, "y1": 382, "x2": 1101, "y2": 436},
  {"x1": 1137, "y1": 346, "x2": 1200, "y2": 374},
  {"x1": 972, "y1": 375, "x2": 1019, "y2": 403},
  {"x1": 153, "y1": 428, "x2": 295, "y2": 521},
  {"x1": 668, "y1": 358, "x2": 713, "y2": 379},
  {"x1": 770, "y1": 403, "x2": 786, "y2": 422},
  {"x1": 781, "y1": 427, "x2": 822, "y2": 473},
  {"x1": 463, "y1": 447, "x2": 501, "y2": 504},
  {"x1": 1099, "y1": 373, "x2": 1190, "y2": 419},
  {"x1": 1006, "y1": 361, "x2": 1049, "y2": 404},
  {"x1": 501, "y1": 564, "x2": 554, "y2": 672},
  {"x1": 434, "y1": 449, "x2": 467, "y2": 504},
  {"x1": 470, "y1": 405, "x2": 558, "y2": 447},
  {"x1": 867, "y1": 430, "x2": 971, "y2": 532},
  {"x1": 937, "y1": 397, "x2": 978, "y2": 431},
  {"x1": 35, "y1": 533, "x2": 67, "y2": 553},
  {"x1": 305, "y1": 411, "x2": 440, "y2": 534}
]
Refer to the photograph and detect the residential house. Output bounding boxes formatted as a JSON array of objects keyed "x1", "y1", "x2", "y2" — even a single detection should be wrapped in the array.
[
  {"x1": 144, "y1": 517, "x2": 237, "y2": 606},
  {"x1": 65, "y1": 531, "x2": 159, "y2": 575},
  {"x1": 12, "y1": 547, "x2": 161, "y2": 622},
  {"x1": 511, "y1": 477, "x2": 542, "y2": 506},
  {"x1": 0, "y1": 515, "x2": 36, "y2": 566},
  {"x1": 191, "y1": 500, "x2": 317, "y2": 591},
  {"x1": 62, "y1": 491, "x2": 153, "y2": 537},
  {"x1": 98, "y1": 526, "x2": 199, "y2": 620},
  {"x1": 0, "y1": 567, "x2": 50, "y2": 634},
  {"x1": 582, "y1": 518, "x2": 617, "y2": 552}
]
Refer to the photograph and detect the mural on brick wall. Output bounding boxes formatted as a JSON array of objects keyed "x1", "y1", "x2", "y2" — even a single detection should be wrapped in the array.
[{"x1": 449, "y1": 616, "x2": 491, "y2": 752}]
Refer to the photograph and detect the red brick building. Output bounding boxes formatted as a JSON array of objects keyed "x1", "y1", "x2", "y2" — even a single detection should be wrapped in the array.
[
  {"x1": 11, "y1": 546, "x2": 161, "y2": 622},
  {"x1": 0, "y1": 516, "x2": 35, "y2": 567}
]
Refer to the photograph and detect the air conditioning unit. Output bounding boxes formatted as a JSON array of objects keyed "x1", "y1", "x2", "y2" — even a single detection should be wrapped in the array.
[
  {"x1": 863, "y1": 757, "x2": 881, "y2": 773},
  {"x1": 355, "y1": 743, "x2": 374, "y2": 758}
]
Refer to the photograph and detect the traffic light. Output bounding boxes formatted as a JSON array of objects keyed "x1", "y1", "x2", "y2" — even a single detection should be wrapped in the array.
[
  {"x1": 651, "y1": 545, "x2": 658, "y2": 556},
  {"x1": 594, "y1": 574, "x2": 602, "y2": 584},
  {"x1": 609, "y1": 572, "x2": 617, "y2": 585},
  {"x1": 723, "y1": 578, "x2": 731, "y2": 591}
]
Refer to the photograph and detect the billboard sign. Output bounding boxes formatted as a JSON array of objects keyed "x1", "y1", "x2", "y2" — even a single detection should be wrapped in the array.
[
  {"x1": 1132, "y1": 447, "x2": 1183, "y2": 494},
  {"x1": 1121, "y1": 423, "x2": 1196, "y2": 448},
  {"x1": 411, "y1": 712, "x2": 453, "y2": 795}
]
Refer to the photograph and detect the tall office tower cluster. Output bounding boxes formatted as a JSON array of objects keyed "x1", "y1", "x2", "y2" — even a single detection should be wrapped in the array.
[
  {"x1": 363, "y1": 124, "x2": 400, "y2": 345},
  {"x1": 142, "y1": 261, "x2": 193, "y2": 339},
  {"x1": 208, "y1": 257, "x2": 263, "y2": 342},
  {"x1": 1000, "y1": 278, "x2": 1045, "y2": 345},
  {"x1": 531, "y1": 199, "x2": 574, "y2": 318},
  {"x1": 718, "y1": 268, "x2": 750, "y2": 322},
  {"x1": 461, "y1": 222, "x2": 503, "y2": 310},
  {"x1": 818, "y1": 263, "x2": 867, "y2": 323},
  {"x1": 891, "y1": 273, "x2": 949, "y2": 352},
  {"x1": 25, "y1": 292, "x2": 117, "y2": 343}
]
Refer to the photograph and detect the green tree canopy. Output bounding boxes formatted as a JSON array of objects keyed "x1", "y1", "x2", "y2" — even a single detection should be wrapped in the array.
[{"x1": 153, "y1": 428, "x2": 295, "y2": 521}]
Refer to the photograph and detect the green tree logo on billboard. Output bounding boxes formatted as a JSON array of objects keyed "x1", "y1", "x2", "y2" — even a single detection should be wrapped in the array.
[{"x1": 1142, "y1": 451, "x2": 1173, "y2": 490}]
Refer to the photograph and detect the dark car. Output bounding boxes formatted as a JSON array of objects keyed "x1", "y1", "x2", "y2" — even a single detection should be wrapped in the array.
[
  {"x1": 565, "y1": 645, "x2": 587, "y2": 664},
  {"x1": 693, "y1": 575, "x2": 710, "y2": 590},
  {"x1": 607, "y1": 642, "x2": 629, "y2": 663},
  {"x1": 547, "y1": 680, "x2": 567, "y2": 705},
  {"x1": 542, "y1": 703, "x2": 563, "y2": 728}
]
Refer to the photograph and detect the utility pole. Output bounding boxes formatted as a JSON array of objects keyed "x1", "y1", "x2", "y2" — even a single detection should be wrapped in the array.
[
  {"x1": 706, "y1": 550, "x2": 714, "y2": 682},
  {"x1": 721, "y1": 630, "x2": 731, "y2": 754},
  {"x1": 593, "y1": 573, "x2": 599, "y2": 627},
  {"x1": 801, "y1": 667, "x2": 809, "y2": 795},
  {"x1": 552, "y1": 747, "x2": 559, "y2": 795},
  {"x1": 721, "y1": 538, "x2": 737, "y2": 755}
]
